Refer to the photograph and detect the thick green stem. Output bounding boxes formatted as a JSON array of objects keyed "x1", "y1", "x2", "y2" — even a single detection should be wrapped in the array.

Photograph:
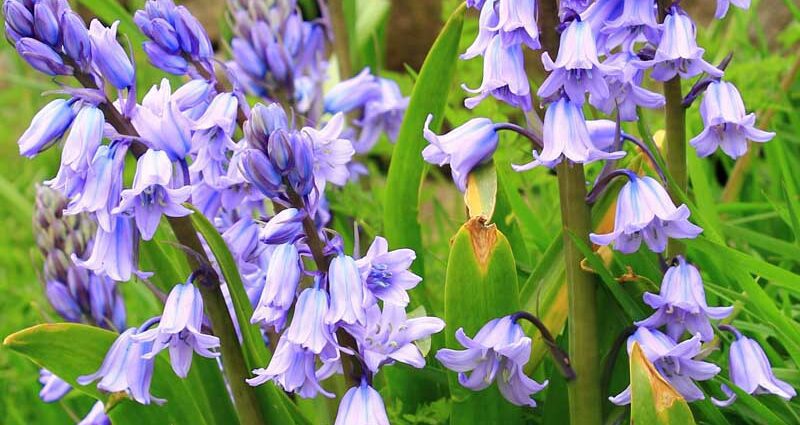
[
  {"x1": 556, "y1": 162, "x2": 603, "y2": 425},
  {"x1": 71, "y1": 68, "x2": 266, "y2": 425},
  {"x1": 658, "y1": 1, "x2": 687, "y2": 257}
]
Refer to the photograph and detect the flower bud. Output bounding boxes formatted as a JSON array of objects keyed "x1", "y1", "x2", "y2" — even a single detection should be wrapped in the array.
[
  {"x1": 4, "y1": 0, "x2": 34, "y2": 40},
  {"x1": 142, "y1": 41, "x2": 189, "y2": 74},
  {"x1": 18, "y1": 98, "x2": 75, "y2": 158},
  {"x1": 45, "y1": 280, "x2": 82, "y2": 322},
  {"x1": 88, "y1": 20, "x2": 135, "y2": 89},
  {"x1": 149, "y1": 17, "x2": 180, "y2": 53},
  {"x1": 174, "y1": 6, "x2": 212, "y2": 59},
  {"x1": 241, "y1": 148, "x2": 282, "y2": 198},
  {"x1": 267, "y1": 129, "x2": 294, "y2": 174},
  {"x1": 288, "y1": 136, "x2": 315, "y2": 197},
  {"x1": 232, "y1": 37, "x2": 266, "y2": 79},
  {"x1": 260, "y1": 208, "x2": 305, "y2": 245},
  {"x1": 245, "y1": 103, "x2": 288, "y2": 150},
  {"x1": 60, "y1": 12, "x2": 92, "y2": 66},
  {"x1": 33, "y1": 2, "x2": 59, "y2": 46},
  {"x1": 16, "y1": 37, "x2": 72, "y2": 76}
]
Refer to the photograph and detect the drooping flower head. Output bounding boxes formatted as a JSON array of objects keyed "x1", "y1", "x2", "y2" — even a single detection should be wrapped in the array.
[
  {"x1": 334, "y1": 378, "x2": 391, "y2": 425},
  {"x1": 132, "y1": 281, "x2": 221, "y2": 378},
  {"x1": 326, "y1": 253, "x2": 367, "y2": 325},
  {"x1": 690, "y1": 80, "x2": 774, "y2": 159},
  {"x1": 636, "y1": 256, "x2": 733, "y2": 341},
  {"x1": 712, "y1": 326, "x2": 796, "y2": 406},
  {"x1": 251, "y1": 242, "x2": 302, "y2": 331},
  {"x1": 422, "y1": 114, "x2": 499, "y2": 192},
  {"x1": 715, "y1": 0, "x2": 751, "y2": 19},
  {"x1": 610, "y1": 327, "x2": 720, "y2": 405},
  {"x1": 436, "y1": 315, "x2": 548, "y2": 407},
  {"x1": 590, "y1": 173, "x2": 702, "y2": 254},
  {"x1": 599, "y1": 0, "x2": 659, "y2": 52},
  {"x1": 463, "y1": 34, "x2": 532, "y2": 110},
  {"x1": 247, "y1": 337, "x2": 337, "y2": 398},
  {"x1": 590, "y1": 52, "x2": 665, "y2": 121},
  {"x1": 18, "y1": 98, "x2": 75, "y2": 158}
]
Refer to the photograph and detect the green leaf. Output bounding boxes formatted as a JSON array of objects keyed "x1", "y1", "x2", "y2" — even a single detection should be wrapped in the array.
[
  {"x1": 186, "y1": 205, "x2": 309, "y2": 425},
  {"x1": 443, "y1": 218, "x2": 526, "y2": 425},
  {"x1": 383, "y1": 3, "x2": 465, "y2": 278},
  {"x1": 629, "y1": 342, "x2": 696, "y2": 425},
  {"x1": 3, "y1": 323, "x2": 208, "y2": 425},
  {"x1": 464, "y1": 162, "x2": 497, "y2": 220}
]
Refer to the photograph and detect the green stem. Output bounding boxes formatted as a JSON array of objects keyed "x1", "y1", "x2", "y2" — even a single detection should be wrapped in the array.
[
  {"x1": 328, "y1": 0, "x2": 352, "y2": 78},
  {"x1": 658, "y1": 1, "x2": 687, "y2": 257},
  {"x1": 71, "y1": 68, "x2": 266, "y2": 425},
  {"x1": 556, "y1": 161, "x2": 603, "y2": 425}
]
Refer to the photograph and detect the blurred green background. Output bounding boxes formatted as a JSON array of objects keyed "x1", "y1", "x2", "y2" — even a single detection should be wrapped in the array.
[{"x1": 1, "y1": 0, "x2": 800, "y2": 423}]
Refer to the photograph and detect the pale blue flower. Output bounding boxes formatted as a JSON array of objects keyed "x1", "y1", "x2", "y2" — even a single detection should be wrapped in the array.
[
  {"x1": 334, "y1": 379, "x2": 390, "y2": 425},
  {"x1": 18, "y1": 98, "x2": 75, "y2": 158},
  {"x1": 355, "y1": 236, "x2": 422, "y2": 306}
]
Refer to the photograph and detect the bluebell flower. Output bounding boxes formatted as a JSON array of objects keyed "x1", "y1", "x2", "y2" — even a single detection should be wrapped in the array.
[
  {"x1": 3, "y1": 0, "x2": 34, "y2": 42},
  {"x1": 538, "y1": 20, "x2": 616, "y2": 104},
  {"x1": 222, "y1": 216, "x2": 263, "y2": 262},
  {"x1": 590, "y1": 52, "x2": 665, "y2": 121},
  {"x1": 259, "y1": 207, "x2": 305, "y2": 245},
  {"x1": 515, "y1": 97, "x2": 625, "y2": 170},
  {"x1": 600, "y1": 0, "x2": 660, "y2": 52},
  {"x1": 74, "y1": 215, "x2": 136, "y2": 282},
  {"x1": 245, "y1": 102, "x2": 290, "y2": 151},
  {"x1": 491, "y1": 0, "x2": 540, "y2": 50},
  {"x1": 38, "y1": 369, "x2": 72, "y2": 403},
  {"x1": 250, "y1": 21, "x2": 291, "y2": 84},
  {"x1": 45, "y1": 279, "x2": 82, "y2": 322},
  {"x1": 65, "y1": 143, "x2": 127, "y2": 232},
  {"x1": 114, "y1": 149, "x2": 192, "y2": 240},
  {"x1": 87, "y1": 273, "x2": 127, "y2": 330},
  {"x1": 590, "y1": 173, "x2": 702, "y2": 253},
  {"x1": 302, "y1": 113, "x2": 355, "y2": 187},
  {"x1": 61, "y1": 105, "x2": 104, "y2": 172},
  {"x1": 61, "y1": 12, "x2": 92, "y2": 69},
  {"x1": 690, "y1": 80, "x2": 774, "y2": 159},
  {"x1": 334, "y1": 379, "x2": 390, "y2": 425},
  {"x1": 346, "y1": 304, "x2": 444, "y2": 372},
  {"x1": 132, "y1": 282, "x2": 221, "y2": 378},
  {"x1": 286, "y1": 287, "x2": 338, "y2": 355},
  {"x1": 636, "y1": 256, "x2": 733, "y2": 341},
  {"x1": 715, "y1": 0, "x2": 751, "y2": 19},
  {"x1": 78, "y1": 401, "x2": 110, "y2": 425},
  {"x1": 580, "y1": 0, "x2": 624, "y2": 35},
  {"x1": 240, "y1": 148, "x2": 283, "y2": 199},
  {"x1": 15, "y1": 37, "x2": 72, "y2": 75},
  {"x1": 78, "y1": 327, "x2": 161, "y2": 405},
  {"x1": 135, "y1": 0, "x2": 214, "y2": 74},
  {"x1": 131, "y1": 79, "x2": 195, "y2": 160},
  {"x1": 190, "y1": 92, "x2": 239, "y2": 187},
  {"x1": 324, "y1": 68, "x2": 382, "y2": 114},
  {"x1": 18, "y1": 98, "x2": 74, "y2": 158},
  {"x1": 355, "y1": 78, "x2": 409, "y2": 152},
  {"x1": 247, "y1": 337, "x2": 337, "y2": 398},
  {"x1": 436, "y1": 315, "x2": 548, "y2": 407},
  {"x1": 32, "y1": 1, "x2": 60, "y2": 46},
  {"x1": 251, "y1": 243, "x2": 302, "y2": 331},
  {"x1": 461, "y1": 0, "x2": 499, "y2": 60},
  {"x1": 355, "y1": 236, "x2": 422, "y2": 306},
  {"x1": 88, "y1": 20, "x2": 135, "y2": 89},
  {"x1": 326, "y1": 254, "x2": 367, "y2": 325},
  {"x1": 642, "y1": 9, "x2": 723, "y2": 82},
  {"x1": 464, "y1": 35, "x2": 531, "y2": 110},
  {"x1": 561, "y1": 0, "x2": 592, "y2": 16},
  {"x1": 712, "y1": 326, "x2": 796, "y2": 406},
  {"x1": 610, "y1": 327, "x2": 720, "y2": 405},
  {"x1": 422, "y1": 114, "x2": 499, "y2": 192}
]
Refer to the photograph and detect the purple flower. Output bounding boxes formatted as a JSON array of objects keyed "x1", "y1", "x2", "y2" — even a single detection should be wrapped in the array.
[
  {"x1": 45, "y1": 279, "x2": 82, "y2": 322},
  {"x1": 643, "y1": 9, "x2": 723, "y2": 82},
  {"x1": 636, "y1": 256, "x2": 733, "y2": 341},
  {"x1": 74, "y1": 214, "x2": 136, "y2": 282},
  {"x1": 88, "y1": 20, "x2": 135, "y2": 89},
  {"x1": 491, "y1": 0, "x2": 540, "y2": 50},
  {"x1": 251, "y1": 243, "x2": 302, "y2": 331},
  {"x1": 590, "y1": 173, "x2": 702, "y2": 253},
  {"x1": 32, "y1": 1, "x2": 60, "y2": 46},
  {"x1": 65, "y1": 143, "x2": 127, "y2": 232},
  {"x1": 690, "y1": 80, "x2": 774, "y2": 159},
  {"x1": 326, "y1": 254, "x2": 367, "y2": 325},
  {"x1": 590, "y1": 52, "x2": 665, "y2": 121},
  {"x1": 223, "y1": 216, "x2": 263, "y2": 262},
  {"x1": 610, "y1": 327, "x2": 719, "y2": 405},
  {"x1": 4, "y1": 0, "x2": 34, "y2": 42},
  {"x1": 131, "y1": 79, "x2": 195, "y2": 160},
  {"x1": 712, "y1": 326, "x2": 795, "y2": 406},
  {"x1": 135, "y1": 0, "x2": 213, "y2": 74},
  {"x1": 715, "y1": 0, "x2": 751, "y2": 19},
  {"x1": 78, "y1": 401, "x2": 110, "y2": 425},
  {"x1": 422, "y1": 114, "x2": 499, "y2": 192},
  {"x1": 462, "y1": 0, "x2": 500, "y2": 60},
  {"x1": 259, "y1": 207, "x2": 305, "y2": 245},
  {"x1": 516, "y1": 97, "x2": 625, "y2": 169},
  {"x1": 355, "y1": 236, "x2": 422, "y2": 306},
  {"x1": 286, "y1": 287, "x2": 338, "y2": 355},
  {"x1": 61, "y1": 11, "x2": 92, "y2": 67},
  {"x1": 355, "y1": 78, "x2": 409, "y2": 152},
  {"x1": 334, "y1": 379, "x2": 390, "y2": 425},
  {"x1": 600, "y1": 0, "x2": 660, "y2": 52},
  {"x1": 246, "y1": 337, "x2": 336, "y2": 398},
  {"x1": 61, "y1": 105, "x2": 105, "y2": 172},
  {"x1": 464, "y1": 35, "x2": 531, "y2": 110},
  {"x1": 132, "y1": 282, "x2": 220, "y2": 378},
  {"x1": 190, "y1": 92, "x2": 239, "y2": 187},
  {"x1": 18, "y1": 98, "x2": 75, "y2": 158},
  {"x1": 15, "y1": 37, "x2": 72, "y2": 75},
  {"x1": 538, "y1": 20, "x2": 615, "y2": 104},
  {"x1": 324, "y1": 68, "x2": 381, "y2": 114},
  {"x1": 302, "y1": 113, "x2": 355, "y2": 187},
  {"x1": 39, "y1": 369, "x2": 71, "y2": 403},
  {"x1": 114, "y1": 149, "x2": 192, "y2": 240},
  {"x1": 347, "y1": 304, "x2": 444, "y2": 372},
  {"x1": 78, "y1": 328, "x2": 161, "y2": 405},
  {"x1": 436, "y1": 315, "x2": 548, "y2": 407}
]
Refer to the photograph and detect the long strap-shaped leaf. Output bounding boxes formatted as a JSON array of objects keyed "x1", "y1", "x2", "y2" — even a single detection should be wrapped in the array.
[{"x1": 629, "y1": 342, "x2": 696, "y2": 424}]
